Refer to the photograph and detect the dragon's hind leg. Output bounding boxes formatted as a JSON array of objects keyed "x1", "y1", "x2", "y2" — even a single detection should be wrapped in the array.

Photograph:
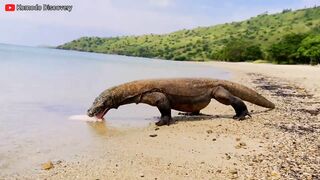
[{"x1": 212, "y1": 86, "x2": 251, "y2": 120}]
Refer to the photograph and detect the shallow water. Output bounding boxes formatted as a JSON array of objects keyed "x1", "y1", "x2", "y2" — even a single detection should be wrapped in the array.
[{"x1": 0, "y1": 44, "x2": 230, "y2": 175}]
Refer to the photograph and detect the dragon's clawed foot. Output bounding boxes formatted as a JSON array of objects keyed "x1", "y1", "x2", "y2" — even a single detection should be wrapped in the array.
[
  {"x1": 233, "y1": 110, "x2": 251, "y2": 120},
  {"x1": 156, "y1": 116, "x2": 175, "y2": 126}
]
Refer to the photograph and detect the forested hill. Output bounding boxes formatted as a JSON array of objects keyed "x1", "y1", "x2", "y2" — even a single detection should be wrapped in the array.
[{"x1": 58, "y1": 7, "x2": 320, "y2": 64}]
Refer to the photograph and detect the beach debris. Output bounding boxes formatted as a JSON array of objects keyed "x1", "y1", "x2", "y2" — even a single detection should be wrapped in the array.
[
  {"x1": 154, "y1": 127, "x2": 160, "y2": 131},
  {"x1": 52, "y1": 159, "x2": 63, "y2": 165},
  {"x1": 212, "y1": 138, "x2": 217, "y2": 141},
  {"x1": 271, "y1": 171, "x2": 279, "y2": 177},
  {"x1": 139, "y1": 173, "x2": 144, "y2": 177},
  {"x1": 235, "y1": 142, "x2": 247, "y2": 149},
  {"x1": 252, "y1": 73, "x2": 313, "y2": 99},
  {"x1": 229, "y1": 168, "x2": 238, "y2": 175},
  {"x1": 297, "y1": 108, "x2": 320, "y2": 116},
  {"x1": 225, "y1": 153, "x2": 231, "y2": 160},
  {"x1": 42, "y1": 161, "x2": 54, "y2": 170},
  {"x1": 55, "y1": 160, "x2": 62, "y2": 164},
  {"x1": 275, "y1": 123, "x2": 319, "y2": 134},
  {"x1": 149, "y1": 134, "x2": 158, "y2": 137},
  {"x1": 206, "y1": 130, "x2": 213, "y2": 134}
]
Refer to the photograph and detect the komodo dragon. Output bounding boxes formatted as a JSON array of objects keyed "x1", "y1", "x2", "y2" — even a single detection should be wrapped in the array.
[{"x1": 87, "y1": 78, "x2": 275, "y2": 126}]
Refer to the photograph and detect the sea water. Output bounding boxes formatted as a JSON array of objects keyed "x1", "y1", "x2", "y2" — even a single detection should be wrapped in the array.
[{"x1": 0, "y1": 44, "x2": 230, "y2": 175}]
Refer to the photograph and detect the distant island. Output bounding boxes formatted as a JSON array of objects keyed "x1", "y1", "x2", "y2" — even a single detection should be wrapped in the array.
[{"x1": 58, "y1": 7, "x2": 320, "y2": 65}]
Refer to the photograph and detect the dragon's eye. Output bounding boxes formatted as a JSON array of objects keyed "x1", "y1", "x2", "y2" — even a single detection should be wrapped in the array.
[{"x1": 94, "y1": 97, "x2": 100, "y2": 103}]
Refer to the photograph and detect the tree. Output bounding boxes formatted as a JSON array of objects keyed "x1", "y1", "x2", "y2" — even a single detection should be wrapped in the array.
[
  {"x1": 220, "y1": 40, "x2": 263, "y2": 61},
  {"x1": 282, "y1": 9, "x2": 292, "y2": 13},
  {"x1": 268, "y1": 33, "x2": 307, "y2": 64},
  {"x1": 222, "y1": 40, "x2": 245, "y2": 61},
  {"x1": 244, "y1": 45, "x2": 263, "y2": 60},
  {"x1": 297, "y1": 34, "x2": 320, "y2": 65},
  {"x1": 173, "y1": 55, "x2": 187, "y2": 61}
]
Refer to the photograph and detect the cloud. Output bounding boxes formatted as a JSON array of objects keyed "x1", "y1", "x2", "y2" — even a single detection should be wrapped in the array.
[
  {"x1": 300, "y1": 0, "x2": 320, "y2": 6},
  {"x1": 0, "y1": 0, "x2": 204, "y2": 45},
  {"x1": 0, "y1": 0, "x2": 196, "y2": 34},
  {"x1": 1, "y1": 0, "x2": 319, "y2": 46},
  {"x1": 147, "y1": 0, "x2": 175, "y2": 7}
]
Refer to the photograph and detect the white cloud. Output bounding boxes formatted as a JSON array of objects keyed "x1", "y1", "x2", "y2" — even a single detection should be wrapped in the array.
[
  {"x1": 301, "y1": 0, "x2": 320, "y2": 6},
  {"x1": 0, "y1": 0, "x2": 206, "y2": 45},
  {"x1": 147, "y1": 0, "x2": 175, "y2": 7},
  {"x1": 1, "y1": 0, "x2": 318, "y2": 46},
  {"x1": 0, "y1": 0, "x2": 198, "y2": 37}
]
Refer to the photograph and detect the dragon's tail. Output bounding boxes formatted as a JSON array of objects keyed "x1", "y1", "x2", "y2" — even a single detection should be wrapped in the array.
[{"x1": 219, "y1": 80, "x2": 275, "y2": 109}]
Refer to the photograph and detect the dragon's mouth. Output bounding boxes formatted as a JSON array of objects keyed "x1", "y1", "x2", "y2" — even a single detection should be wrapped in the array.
[{"x1": 95, "y1": 108, "x2": 110, "y2": 119}]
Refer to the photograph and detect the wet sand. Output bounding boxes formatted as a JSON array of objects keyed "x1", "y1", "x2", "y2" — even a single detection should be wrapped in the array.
[{"x1": 4, "y1": 62, "x2": 320, "y2": 179}]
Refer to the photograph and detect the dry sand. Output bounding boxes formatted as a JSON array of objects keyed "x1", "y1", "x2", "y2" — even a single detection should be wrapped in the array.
[
  {"x1": 7, "y1": 62, "x2": 320, "y2": 179},
  {"x1": 208, "y1": 62, "x2": 320, "y2": 98}
]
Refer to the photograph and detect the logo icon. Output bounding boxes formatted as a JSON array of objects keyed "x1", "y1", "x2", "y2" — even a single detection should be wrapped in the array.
[{"x1": 5, "y1": 4, "x2": 15, "y2": 11}]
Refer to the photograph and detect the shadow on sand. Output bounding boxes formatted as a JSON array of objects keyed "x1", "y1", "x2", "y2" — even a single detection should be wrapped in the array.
[{"x1": 173, "y1": 109, "x2": 274, "y2": 123}]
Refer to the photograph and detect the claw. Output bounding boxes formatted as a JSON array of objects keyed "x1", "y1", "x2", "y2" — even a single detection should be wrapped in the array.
[
  {"x1": 156, "y1": 116, "x2": 173, "y2": 126},
  {"x1": 233, "y1": 111, "x2": 251, "y2": 121},
  {"x1": 156, "y1": 120, "x2": 166, "y2": 126}
]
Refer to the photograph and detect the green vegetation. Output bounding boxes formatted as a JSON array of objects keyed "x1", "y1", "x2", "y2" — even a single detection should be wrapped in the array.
[
  {"x1": 268, "y1": 33, "x2": 308, "y2": 64},
  {"x1": 298, "y1": 34, "x2": 320, "y2": 65},
  {"x1": 58, "y1": 7, "x2": 320, "y2": 64},
  {"x1": 211, "y1": 40, "x2": 263, "y2": 61},
  {"x1": 268, "y1": 32, "x2": 320, "y2": 64}
]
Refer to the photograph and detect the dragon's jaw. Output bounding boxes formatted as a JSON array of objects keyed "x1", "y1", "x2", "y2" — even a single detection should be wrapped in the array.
[{"x1": 95, "y1": 108, "x2": 110, "y2": 119}]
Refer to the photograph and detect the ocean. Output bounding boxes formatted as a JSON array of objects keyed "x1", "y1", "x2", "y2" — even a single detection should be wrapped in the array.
[{"x1": 0, "y1": 44, "x2": 230, "y2": 175}]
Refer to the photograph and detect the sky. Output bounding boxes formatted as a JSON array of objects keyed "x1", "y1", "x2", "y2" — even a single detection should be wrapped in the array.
[{"x1": 0, "y1": 0, "x2": 319, "y2": 46}]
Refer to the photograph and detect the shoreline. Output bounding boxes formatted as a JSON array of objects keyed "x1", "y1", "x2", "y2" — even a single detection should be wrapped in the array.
[{"x1": 6, "y1": 62, "x2": 320, "y2": 179}]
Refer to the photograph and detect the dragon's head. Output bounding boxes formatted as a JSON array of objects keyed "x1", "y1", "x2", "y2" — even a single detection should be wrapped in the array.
[{"x1": 87, "y1": 91, "x2": 114, "y2": 119}]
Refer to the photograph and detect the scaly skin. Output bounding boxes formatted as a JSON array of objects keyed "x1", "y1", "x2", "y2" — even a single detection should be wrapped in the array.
[{"x1": 87, "y1": 78, "x2": 275, "y2": 126}]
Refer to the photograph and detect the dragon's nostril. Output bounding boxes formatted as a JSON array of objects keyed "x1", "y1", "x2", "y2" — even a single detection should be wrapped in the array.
[{"x1": 87, "y1": 109, "x2": 94, "y2": 117}]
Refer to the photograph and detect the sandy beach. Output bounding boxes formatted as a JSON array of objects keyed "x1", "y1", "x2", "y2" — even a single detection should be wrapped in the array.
[{"x1": 10, "y1": 62, "x2": 319, "y2": 179}]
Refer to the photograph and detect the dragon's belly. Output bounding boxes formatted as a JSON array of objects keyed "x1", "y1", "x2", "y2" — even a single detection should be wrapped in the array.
[{"x1": 168, "y1": 92, "x2": 211, "y2": 112}]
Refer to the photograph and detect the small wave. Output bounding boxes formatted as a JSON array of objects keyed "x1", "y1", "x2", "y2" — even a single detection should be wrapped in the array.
[{"x1": 68, "y1": 115, "x2": 103, "y2": 122}]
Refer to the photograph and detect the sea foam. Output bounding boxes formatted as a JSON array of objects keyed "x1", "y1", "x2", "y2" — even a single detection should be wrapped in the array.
[{"x1": 69, "y1": 115, "x2": 103, "y2": 122}]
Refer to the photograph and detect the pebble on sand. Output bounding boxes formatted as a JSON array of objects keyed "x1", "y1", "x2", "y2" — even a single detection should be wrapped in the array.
[
  {"x1": 235, "y1": 142, "x2": 247, "y2": 149},
  {"x1": 229, "y1": 169, "x2": 238, "y2": 175},
  {"x1": 149, "y1": 134, "x2": 158, "y2": 137},
  {"x1": 225, "y1": 153, "x2": 231, "y2": 160},
  {"x1": 42, "y1": 161, "x2": 54, "y2": 170}
]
